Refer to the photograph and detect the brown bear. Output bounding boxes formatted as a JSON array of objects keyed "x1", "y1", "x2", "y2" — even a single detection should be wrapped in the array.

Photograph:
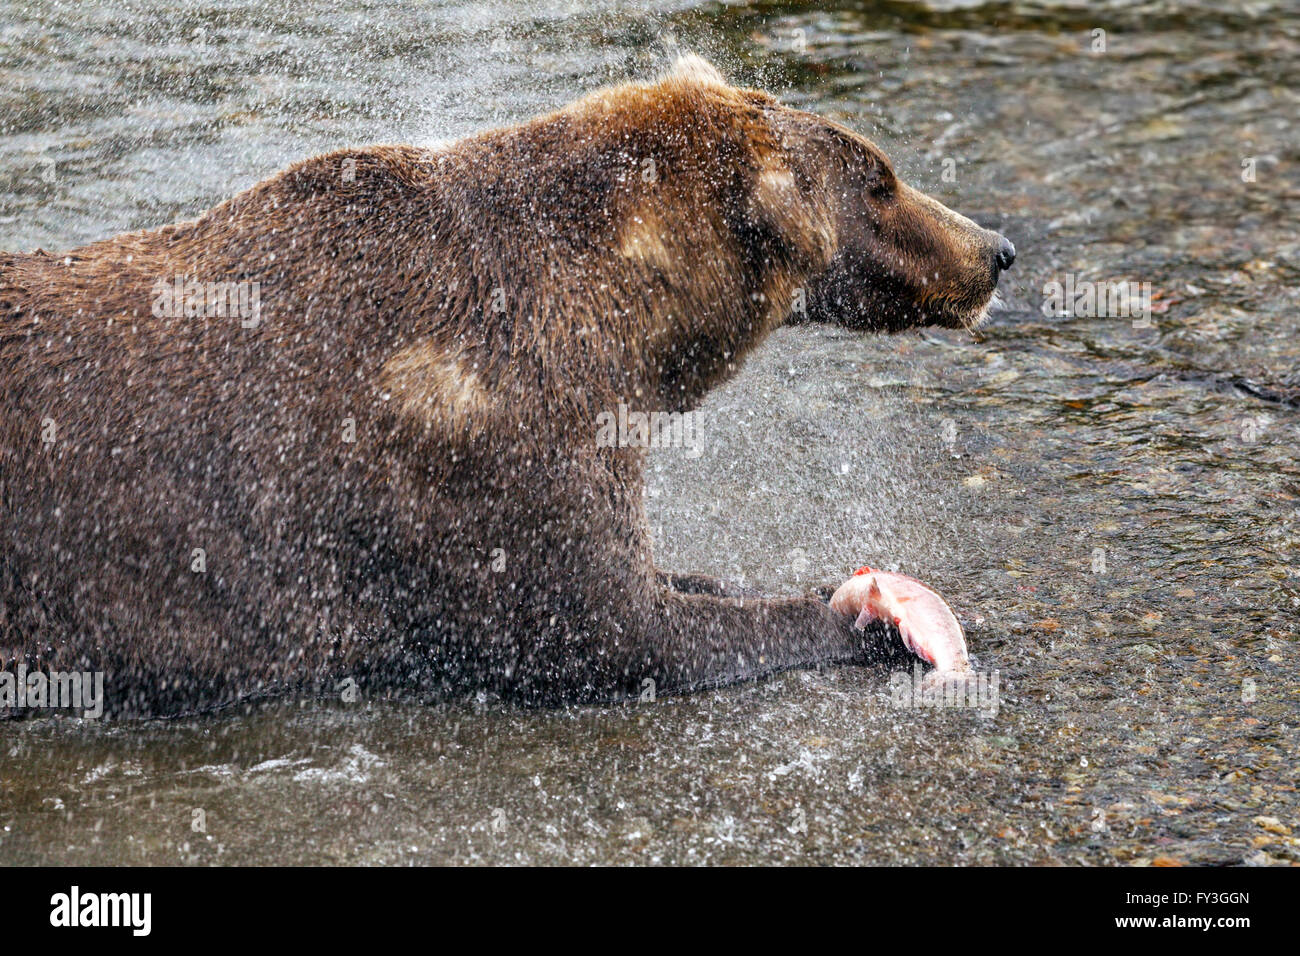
[{"x1": 0, "y1": 55, "x2": 1014, "y2": 717}]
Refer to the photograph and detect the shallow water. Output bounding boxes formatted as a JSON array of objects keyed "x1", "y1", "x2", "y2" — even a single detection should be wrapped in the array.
[{"x1": 2, "y1": 0, "x2": 1298, "y2": 865}]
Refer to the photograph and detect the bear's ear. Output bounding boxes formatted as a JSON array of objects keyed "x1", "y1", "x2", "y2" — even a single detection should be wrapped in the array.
[
  {"x1": 661, "y1": 53, "x2": 728, "y2": 88},
  {"x1": 745, "y1": 160, "x2": 838, "y2": 272}
]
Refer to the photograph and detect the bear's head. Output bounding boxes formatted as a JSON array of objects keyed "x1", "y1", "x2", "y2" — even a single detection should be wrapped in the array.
[
  {"x1": 778, "y1": 109, "x2": 1015, "y2": 332},
  {"x1": 660, "y1": 56, "x2": 1013, "y2": 333}
]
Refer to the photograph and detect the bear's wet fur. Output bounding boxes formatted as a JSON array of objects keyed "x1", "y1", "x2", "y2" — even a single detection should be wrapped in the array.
[{"x1": 0, "y1": 56, "x2": 1010, "y2": 716}]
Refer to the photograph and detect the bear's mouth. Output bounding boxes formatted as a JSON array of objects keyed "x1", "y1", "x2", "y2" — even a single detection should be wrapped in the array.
[
  {"x1": 957, "y1": 288, "x2": 1004, "y2": 331},
  {"x1": 797, "y1": 263, "x2": 1002, "y2": 333},
  {"x1": 914, "y1": 284, "x2": 1001, "y2": 332}
]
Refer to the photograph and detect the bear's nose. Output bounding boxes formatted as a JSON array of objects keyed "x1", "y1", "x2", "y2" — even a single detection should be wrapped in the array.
[{"x1": 994, "y1": 236, "x2": 1016, "y2": 272}]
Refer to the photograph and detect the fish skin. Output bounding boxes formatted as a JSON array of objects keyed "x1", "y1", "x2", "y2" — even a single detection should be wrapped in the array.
[{"x1": 830, "y1": 567, "x2": 971, "y2": 675}]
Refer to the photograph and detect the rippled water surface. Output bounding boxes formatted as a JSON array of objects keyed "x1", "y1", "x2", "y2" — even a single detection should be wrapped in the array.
[{"x1": 2, "y1": 0, "x2": 1298, "y2": 865}]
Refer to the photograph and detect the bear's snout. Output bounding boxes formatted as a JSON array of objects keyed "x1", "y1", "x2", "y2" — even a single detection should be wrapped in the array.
[{"x1": 993, "y1": 235, "x2": 1016, "y2": 273}]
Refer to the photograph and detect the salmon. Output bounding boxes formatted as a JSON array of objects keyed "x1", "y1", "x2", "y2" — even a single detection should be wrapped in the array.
[{"x1": 831, "y1": 566, "x2": 971, "y2": 677}]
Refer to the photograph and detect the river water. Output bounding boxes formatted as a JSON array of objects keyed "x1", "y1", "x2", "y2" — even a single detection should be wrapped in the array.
[{"x1": 1, "y1": 0, "x2": 1297, "y2": 864}]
